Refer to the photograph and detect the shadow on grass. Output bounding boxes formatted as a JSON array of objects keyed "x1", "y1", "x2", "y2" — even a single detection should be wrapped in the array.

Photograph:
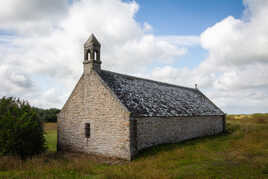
[{"x1": 134, "y1": 123, "x2": 240, "y2": 160}]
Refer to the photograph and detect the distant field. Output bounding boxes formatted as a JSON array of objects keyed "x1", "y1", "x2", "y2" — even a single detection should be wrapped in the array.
[{"x1": 0, "y1": 114, "x2": 268, "y2": 178}]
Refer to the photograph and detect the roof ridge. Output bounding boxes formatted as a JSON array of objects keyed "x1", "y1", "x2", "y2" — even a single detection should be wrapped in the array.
[
  {"x1": 101, "y1": 69, "x2": 198, "y2": 91},
  {"x1": 196, "y1": 89, "x2": 225, "y2": 114}
]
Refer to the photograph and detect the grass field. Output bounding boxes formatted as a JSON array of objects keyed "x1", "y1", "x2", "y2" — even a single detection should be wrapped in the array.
[
  {"x1": 44, "y1": 123, "x2": 57, "y2": 152},
  {"x1": 1, "y1": 115, "x2": 268, "y2": 178}
]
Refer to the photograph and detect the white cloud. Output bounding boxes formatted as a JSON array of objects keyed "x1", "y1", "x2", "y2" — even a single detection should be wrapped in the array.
[
  {"x1": 0, "y1": 65, "x2": 35, "y2": 97},
  {"x1": 143, "y1": 22, "x2": 153, "y2": 32},
  {"x1": 150, "y1": 0, "x2": 268, "y2": 113},
  {"x1": 0, "y1": 0, "x2": 195, "y2": 108},
  {"x1": 0, "y1": 0, "x2": 69, "y2": 35},
  {"x1": 158, "y1": 36, "x2": 200, "y2": 47},
  {"x1": 199, "y1": 0, "x2": 268, "y2": 113},
  {"x1": 1, "y1": 0, "x2": 267, "y2": 114}
]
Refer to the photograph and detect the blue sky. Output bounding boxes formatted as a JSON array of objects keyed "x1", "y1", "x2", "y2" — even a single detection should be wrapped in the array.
[
  {"x1": 133, "y1": 0, "x2": 244, "y2": 35},
  {"x1": 0, "y1": 0, "x2": 268, "y2": 114},
  {"x1": 130, "y1": 0, "x2": 245, "y2": 70}
]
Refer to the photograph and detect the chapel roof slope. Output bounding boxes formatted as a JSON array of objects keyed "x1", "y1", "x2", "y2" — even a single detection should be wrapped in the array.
[{"x1": 98, "y1": 70, "x2": 224, "y2": 117}]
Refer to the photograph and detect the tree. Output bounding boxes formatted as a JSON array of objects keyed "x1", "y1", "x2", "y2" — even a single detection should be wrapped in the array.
[
  {"x1": 33, "y1": 107, "x2": 60, "y2": 122},
  {"x1": 0, "y1": 97, "x2": 47, "y2": 159}
]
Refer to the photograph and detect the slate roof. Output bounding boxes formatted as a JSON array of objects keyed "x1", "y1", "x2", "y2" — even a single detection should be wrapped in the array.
[{"x1": 99, "y1": 70, "x2": 224, "y2": 117}]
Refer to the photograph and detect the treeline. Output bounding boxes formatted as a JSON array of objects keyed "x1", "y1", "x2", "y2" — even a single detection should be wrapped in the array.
[{"x1": 33, "y1": 107, "x2": 60, "y2": 122}]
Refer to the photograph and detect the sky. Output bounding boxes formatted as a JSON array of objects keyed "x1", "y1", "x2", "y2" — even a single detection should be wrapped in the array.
[{"x1": 0, "y1": 0, "x2": 267, "y2": 114}]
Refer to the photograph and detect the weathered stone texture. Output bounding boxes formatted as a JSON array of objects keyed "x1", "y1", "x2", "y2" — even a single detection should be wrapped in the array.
[
  {"x1": 58, "y1": 70, "x2": 131, "y2": 160},
  {"x1": 58, "y1": 69, "x2": 224, "y2": 160},
  {"x1": 131, "y1": 116, "x2": 224, "y2": 155},
  {"x1": 58, "y1": 35, "x2": 225, "y2": 161}
]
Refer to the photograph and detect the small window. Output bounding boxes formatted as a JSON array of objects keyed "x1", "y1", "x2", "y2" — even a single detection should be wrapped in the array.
[{"x1": 85, "y1": 123, "x2": 90, "y2": 138}]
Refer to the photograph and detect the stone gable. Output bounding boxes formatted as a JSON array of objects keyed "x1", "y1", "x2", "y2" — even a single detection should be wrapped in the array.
[{"x1": 58, "y1": 70, "x2": 132, "y2": 159}]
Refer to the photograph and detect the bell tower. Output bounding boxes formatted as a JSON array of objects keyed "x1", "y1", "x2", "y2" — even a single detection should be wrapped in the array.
[{"x1": 83, "y1": 34, "x2": 101, "y2": 74}]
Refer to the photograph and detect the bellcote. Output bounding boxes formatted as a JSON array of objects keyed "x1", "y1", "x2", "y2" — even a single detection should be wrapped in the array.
[{"x1": 83, "y1": 34, "x2": 101, "y2": 73}]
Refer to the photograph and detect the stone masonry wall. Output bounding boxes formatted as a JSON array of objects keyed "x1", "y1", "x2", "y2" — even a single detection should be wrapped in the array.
[
  {"x1": 58, "y1": 70, "x2": 131, "y2": 160},
  {"x1": 131, "y1": 116, "x2": 224, "y2": 157}
]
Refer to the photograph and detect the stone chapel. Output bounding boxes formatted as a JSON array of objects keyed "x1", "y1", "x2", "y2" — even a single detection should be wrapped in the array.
[{"x1": 57, "y1": 34, "x2": 225, "y2": 160}]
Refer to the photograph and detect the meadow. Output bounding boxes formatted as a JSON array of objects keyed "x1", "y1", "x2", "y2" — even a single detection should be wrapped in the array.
[{"x1": 0, "y1": 114, "x2": 268, "y2": 178}]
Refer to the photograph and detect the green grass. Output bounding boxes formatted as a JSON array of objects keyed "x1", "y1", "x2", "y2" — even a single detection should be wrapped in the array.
[
  {"x1": 1, "y1": 115, "x2": 268, "y2": 178},
  {"x1": 44, "y1": 122, "x2": 57, "y2": 152},
  {"x1": 45, "y1": 131, "x2": 57, "y2": 152}
]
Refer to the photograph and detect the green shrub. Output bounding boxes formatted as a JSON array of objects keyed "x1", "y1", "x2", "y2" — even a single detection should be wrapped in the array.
[{"x1": 0, "y1": 97, "x2": 47, "y2": 159}]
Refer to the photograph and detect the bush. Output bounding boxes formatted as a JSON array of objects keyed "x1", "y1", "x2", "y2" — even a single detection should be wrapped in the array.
[{"x1": 0, "y1": 97, "x2": 47, "y2": 159}]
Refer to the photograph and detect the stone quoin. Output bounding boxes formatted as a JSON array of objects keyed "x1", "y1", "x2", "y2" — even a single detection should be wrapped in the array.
[{"x1": 57, "y1": 34, "x2": 225, "y2": 160}]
